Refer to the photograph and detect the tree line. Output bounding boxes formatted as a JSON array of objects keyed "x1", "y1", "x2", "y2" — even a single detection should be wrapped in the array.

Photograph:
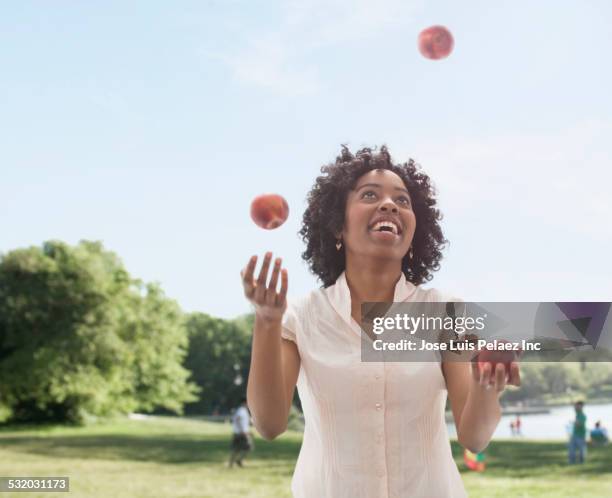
[
  {"x1": 0, "y1": 240, "x2": 255, "y2": 424},
  {"x1": 1, "y1": 240, "x2": 610, "y2": 424}
]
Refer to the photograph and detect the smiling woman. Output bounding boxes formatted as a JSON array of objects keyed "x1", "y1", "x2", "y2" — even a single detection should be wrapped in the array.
[
  {"x1": 299, "y1": 145, "x2": 447, "y2": 289},
  {"x1": 241, "y1": 144, "x2": 520, "y2": 498}
]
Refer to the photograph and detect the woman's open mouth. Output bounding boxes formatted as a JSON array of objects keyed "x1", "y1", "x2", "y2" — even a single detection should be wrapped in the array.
[
  {"x1": 370, "y1": 229, "x2": 400, "y2": 241},
  {"x1": 369, "y1": 220, "x2": 402, "y2": 241}
]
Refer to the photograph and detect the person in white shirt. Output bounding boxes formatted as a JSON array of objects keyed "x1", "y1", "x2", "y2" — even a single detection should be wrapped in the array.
[
  {"x1": 228, "y1": 398, "x2": 253, "y2": 468},
  {"x1": 241, "y1": 145, "x2": 522, "y2": 497}
]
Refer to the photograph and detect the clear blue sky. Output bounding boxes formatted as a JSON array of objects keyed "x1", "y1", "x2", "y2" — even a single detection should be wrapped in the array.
[{"x1": 1, "y1": 1, "x2": 611, "y2": 319}]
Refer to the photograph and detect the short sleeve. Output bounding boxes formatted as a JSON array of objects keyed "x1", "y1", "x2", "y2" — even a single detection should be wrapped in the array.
[{"x1": 280, "y1": 298, "x2": 299, "y2": 344}]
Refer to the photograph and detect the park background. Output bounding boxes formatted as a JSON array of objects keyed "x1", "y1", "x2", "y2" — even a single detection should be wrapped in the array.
[{"x1": 1, "y1": 1, "x2": 611, "y2": 497}]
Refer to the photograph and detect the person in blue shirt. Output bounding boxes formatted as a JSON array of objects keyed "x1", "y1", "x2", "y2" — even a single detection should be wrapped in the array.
[
  {"x1": 590, "y1": 421, "x2": 609, "y2": 446},
  {"x1": 568, "y1": 401, "x2": 587, "y2": 464}
]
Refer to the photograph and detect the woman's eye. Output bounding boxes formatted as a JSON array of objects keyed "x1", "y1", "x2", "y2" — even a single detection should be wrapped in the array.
[{"x1": 362, "y1": 191, "x2": 410, "y2": 205}]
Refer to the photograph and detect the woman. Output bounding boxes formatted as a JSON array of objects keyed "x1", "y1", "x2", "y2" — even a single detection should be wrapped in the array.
[{"x1": 241, "y1": 145, "x2": 520, "y2": 497}]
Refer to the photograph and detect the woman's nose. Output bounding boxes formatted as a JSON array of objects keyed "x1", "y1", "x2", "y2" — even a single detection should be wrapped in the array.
[{"x1": 379, "y1": 198, "x2": 399, "y2": 213}]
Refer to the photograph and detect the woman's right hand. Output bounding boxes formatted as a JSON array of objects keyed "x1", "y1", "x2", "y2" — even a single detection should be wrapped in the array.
[{"x1": 240, "y1": 252, "x2": 288, "y2": 324}]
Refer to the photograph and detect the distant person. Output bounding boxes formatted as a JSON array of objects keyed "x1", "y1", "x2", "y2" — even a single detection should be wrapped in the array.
[
  {"x1": 590, "y1": 421, "x2": 609, "y2": 446},
  {"x1": 228, "y1": 398, "x2": 253, "y2": 468},
  {"x1": 515, "y1": 415, "x2": 522, "y2": 436},
  {"x1": 510, "y1": 420, "x2": 516, "y2": 436},
  {"x1": 568, "y1": 401, "x2": 587, "y2": 464}
]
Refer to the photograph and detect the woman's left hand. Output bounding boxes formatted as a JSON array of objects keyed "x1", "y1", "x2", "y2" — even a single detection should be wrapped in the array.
[{"x1": 470, "y1": 361, "x2": 521, "y2": 394}]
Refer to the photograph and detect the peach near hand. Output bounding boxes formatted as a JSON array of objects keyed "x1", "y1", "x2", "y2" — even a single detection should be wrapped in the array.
[
  {"x1": 475, "y1": 340, "x2": 522, "y2": 386},
  {"x1": 250, "y1": 194, "x2": 289, "y2": 230}
]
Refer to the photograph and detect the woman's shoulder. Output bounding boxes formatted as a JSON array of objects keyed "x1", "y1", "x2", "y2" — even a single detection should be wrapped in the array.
[
  {"x1": 281, "y1": 289, "x2": 322, "y2": 343},
  {"x1": 282, "y1": 285, "x2": 335, "y2": 340},
  {"x1": 285, "y1": 287, "x2": 326, "y2": 322}
]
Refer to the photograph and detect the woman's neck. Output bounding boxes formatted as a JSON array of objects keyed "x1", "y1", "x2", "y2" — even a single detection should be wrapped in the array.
[{"x1": 345, "y1": 263, "x2": 402, "y2": 323}]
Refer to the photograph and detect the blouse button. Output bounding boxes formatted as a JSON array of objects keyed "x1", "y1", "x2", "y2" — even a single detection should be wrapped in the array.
[
  {"x1": 375, "y1": 374, "x2": 381, "y2": 380},
  {"x1": 375, "y1": 403, "x2": 382, "y2": 410}
]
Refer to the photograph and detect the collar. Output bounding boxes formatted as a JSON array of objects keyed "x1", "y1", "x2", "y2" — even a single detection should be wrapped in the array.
[{"x1": 325, "y1": 270, "x2": 417, "y2": 332}]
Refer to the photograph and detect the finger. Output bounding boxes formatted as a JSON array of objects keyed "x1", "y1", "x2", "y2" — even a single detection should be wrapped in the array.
[
  {"x1": 277, "y1": 268, "x2": 288, "y2": 306},
  {"x1": 480, "y1": 362, "x2": 491, "y2": 387},
  {"x1": 509, "y1": 362, "x2": 521, "y2": 386},
  {"x1": 256, "y1": 252, "x2": 272, "y2": 286},
  {"x1": 495, "y1": 363, "x2": 506, "y2": 392},
  {"x1": 254, "y1": 252, "x2": 272, "y2": 301},
  {"x1": 242, "y1": 255, "x2": 258, "y2": 297},
  {"x1": 471, "y1": 361, "x2": 481, "y2": 383},
  {"x1": 268, "y1": 257, "x2": 282, "y2": 294},
  {"x1": 242, "y1": 255, "x2": 257, "y2": 283},
  {"x1": 265, "y1": 259, "x2": 282, "y2": 306}
]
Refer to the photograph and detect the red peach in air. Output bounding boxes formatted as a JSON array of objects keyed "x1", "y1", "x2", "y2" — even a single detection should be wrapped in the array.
[
  {"x1": 250, "y1": 194, "x2": 289, "y2": 230},
  {"x1": 418, "y1": 25, "x2": 454, "y2": 60}
]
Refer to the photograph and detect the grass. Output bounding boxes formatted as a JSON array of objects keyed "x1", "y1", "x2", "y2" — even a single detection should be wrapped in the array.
[{"x1": 1, "y1": 416, "x2": 611, "y2": 497}]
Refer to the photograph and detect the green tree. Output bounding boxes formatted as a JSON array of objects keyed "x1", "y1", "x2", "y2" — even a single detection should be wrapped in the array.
[
  {"x1": 501, "y1": 362, "x2": 546, "y2": 403},
  {"x1": 583, "y1": 362, "x2": 612, "y2": 398},
  {"x1": 0, "y1": 240, "x2": 197, "y2": 424},
  {"x1": 183, "y1": 313, "x2": 252, "y2": 414},
  {"x1": 539, "y1": 363, "x2": 583, "y2": 395}
]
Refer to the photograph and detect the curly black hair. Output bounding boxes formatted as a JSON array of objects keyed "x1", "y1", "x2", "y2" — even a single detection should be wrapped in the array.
[{"x1": 299, "y1": 144, "x2": 448, "y2": 288}]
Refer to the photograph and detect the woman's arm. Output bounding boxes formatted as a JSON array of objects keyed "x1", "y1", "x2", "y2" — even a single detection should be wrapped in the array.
[
  {"x1": 247, "y1": 316, "x2": 300, "y2": 440},
  {"x1": 443, "y1": 361, "x2": 521, "y2": 453},
  {"x1": 241, "y1": 252, "x2": 301, "y2": 440}
]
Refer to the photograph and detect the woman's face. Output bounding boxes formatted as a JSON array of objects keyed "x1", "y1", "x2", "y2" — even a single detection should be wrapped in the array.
[{"x1": 340, "y1": 169, "x2": 416, "y2": 261}]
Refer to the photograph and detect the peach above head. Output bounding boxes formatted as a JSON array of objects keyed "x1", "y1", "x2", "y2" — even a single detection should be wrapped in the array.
[
  {"x1": 418, "y1": 25, "x2": 454, "y2": 60},
  {"x1": 250, "y1": 194, "x2": 289, "y2": 230}
]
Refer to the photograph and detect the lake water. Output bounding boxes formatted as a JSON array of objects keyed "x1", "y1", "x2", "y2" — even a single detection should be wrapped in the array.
[{"x1": 446, "y1": 403, "x2": 612, "y2": 440}]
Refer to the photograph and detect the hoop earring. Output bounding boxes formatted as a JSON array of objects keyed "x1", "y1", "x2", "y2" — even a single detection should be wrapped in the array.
[{"x1": 336, "y1": 239, "x2": 343, "y2": 251}]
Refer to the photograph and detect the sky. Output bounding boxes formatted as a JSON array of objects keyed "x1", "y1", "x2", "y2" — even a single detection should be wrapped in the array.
[{"x1": 1, "y1": 1, "x2": 611, "y2": 319}]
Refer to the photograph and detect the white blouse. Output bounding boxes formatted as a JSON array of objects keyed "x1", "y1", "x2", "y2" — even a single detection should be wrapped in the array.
[{"x1": 281, "y1": 271, "x2": 468, "y2": 498}]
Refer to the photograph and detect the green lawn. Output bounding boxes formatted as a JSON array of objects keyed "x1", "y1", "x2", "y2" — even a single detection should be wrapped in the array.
[{"x1": 1, "y1": 416, "x2": 610, "y2": 497}]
